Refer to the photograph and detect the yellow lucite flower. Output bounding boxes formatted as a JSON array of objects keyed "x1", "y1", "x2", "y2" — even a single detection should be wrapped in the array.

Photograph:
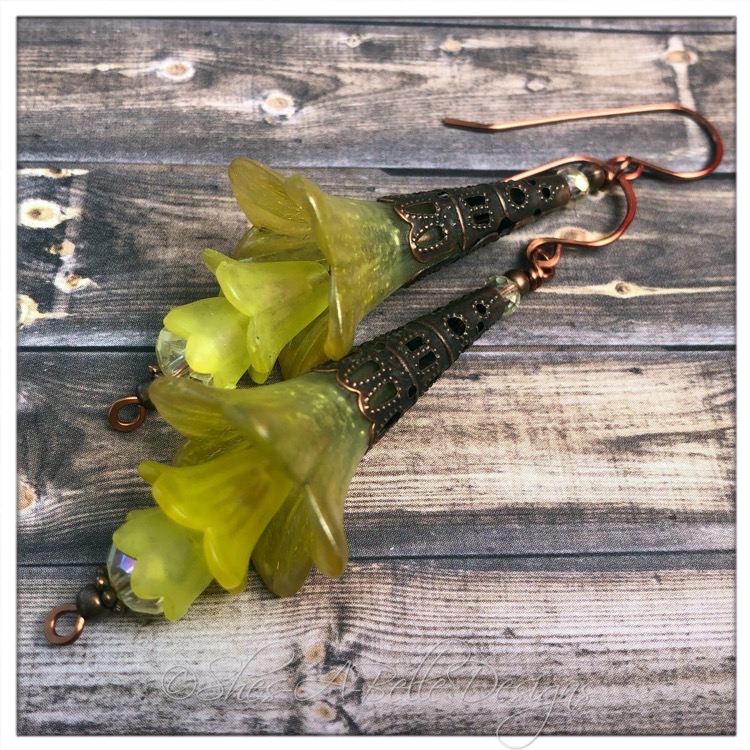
[
  {"x1": 110, "y1": 507, "x2": 213, "y2": 621},
  {"x1": 112, "y1": 371, "x2": 370, "y2": 617},
  {"x1": 157, "y1": 158, "x2": 423, "y2": 386},
  {"x1": 157, "y1": 159, "x2": 579, "y2": 390},
  {"x1": 161, "y1": 296, "x2": 250, "y2": 388}
]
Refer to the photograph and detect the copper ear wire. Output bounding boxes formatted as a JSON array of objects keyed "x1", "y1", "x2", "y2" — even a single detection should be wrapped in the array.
[
  {"x1": 522, "y1": 162, "x2": 638, "y2": 290},
  {"x1": 444, "y1": 103, "x2": 724, "y2": 289},
  {"x1": 500, "y1": 154, "x2": 639, "y2": 289},
  {"x1": 444, "y1": 102, "x2": 724, "y2": 181}
]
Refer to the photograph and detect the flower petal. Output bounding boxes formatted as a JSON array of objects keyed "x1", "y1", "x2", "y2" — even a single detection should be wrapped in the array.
[
  {"x1": 229, "y1": 158, "x2": 310, "y2": 237},
  {"x1": 302, "y1": 447, "x2": 361, "y2": 580},
  {"x1": 112, "y1": 507, "x2": 212, "y2": 621},
  {"x1": 148, "y1": 375, "x2": 238, "y2": 442},
  {"x1": 233, "y1": 228, "x2": 323, "y2": 263},
  {"x1": 252, "y1": 485, "x2": 314, "y2": 597},
  {"x1": 163, "y1": 296, "x2": 251, "y2": 389},
  {"x1": 278, "y1": 311, "x2": 329, "y2": 380},
  {"x1": 139, "y1": 446, "x2": 294, "y2": 592},
  {"x1": 212, "y1": 256, "x2": 330, "y2": 383}
]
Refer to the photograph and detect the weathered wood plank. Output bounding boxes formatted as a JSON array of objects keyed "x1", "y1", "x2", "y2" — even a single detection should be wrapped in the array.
[
  {"x1": 17, "y1": 166, "x2": 735, "y2": 348},
  {"x1": 18, "y1": 349, "x2": 735, "y2": 566},
  {"x1": 332, "y1": 17, "x2": 736, "y2": 33},
  {"x1": 17, "y1": 19, "x2": 735, "y2": 171},
  {"x1": 15, "y1": 16, "x2": 736, "y2": 739},
  {"x1": 17, "y1": 557, "x2": 735, "y2": 735}
]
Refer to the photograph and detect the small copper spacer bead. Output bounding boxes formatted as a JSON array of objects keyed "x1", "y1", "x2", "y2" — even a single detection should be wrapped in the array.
[
  {"x1": 112, "y1": 600, "x2": 126, "y2": 616},
  {"x1": 581, "y1": 164, "x2": 607, "y2": 193},
  {"x1": 94, "y1": 575, "x2": 109, "y2": 592},
  {"x1": 100, "y1": 587, "x2": 118, "y2": 608},
  {"x1": 504, "y1": 268, "x2": 531, "y2": 297}
]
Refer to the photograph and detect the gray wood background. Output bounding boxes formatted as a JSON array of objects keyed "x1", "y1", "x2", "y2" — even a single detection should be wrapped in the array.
[{"x1": 17, "y1": 17, "x2": 735, "y2": 735}]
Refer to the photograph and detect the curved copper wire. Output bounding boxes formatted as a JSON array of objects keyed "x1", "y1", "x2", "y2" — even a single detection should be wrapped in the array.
[
  {"x1": 44, "y1": 603, "x2": 85, "y2": 645},
  {"x1": 443, "y1": 103, "x2": 722, "y2": 289},
  {"x1": 444, "y1": 102, "x2": 723, "y2": 181},
  {"x1": 108, "y1": 394, "x2": 147, "y2": 431},
  {"x1": 523, "y1": 166, "x2": 638, "y2": 291}
]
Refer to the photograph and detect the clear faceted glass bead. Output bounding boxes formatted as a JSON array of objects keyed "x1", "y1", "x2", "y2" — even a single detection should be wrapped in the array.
[
  {"x1": 557, "y1": 166, "x2": 590, "y2": 203},
  {"x1": 107, "y1": 545, "x2": 164, "y2": 615},
  {"x1": 487, "y1": 275, "x2": 521, "y2": 316},
  {"x1": 156, "y1": 328, "x2": 213, "y2": 385}
]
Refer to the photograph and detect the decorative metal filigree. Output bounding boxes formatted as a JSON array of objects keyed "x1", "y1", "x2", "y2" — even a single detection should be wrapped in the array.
[
  {"x1": 379, "y1": 173, "x2": 571, "y2": 264},
  {"x1": 315, "y1": 282, "x2": 509, "y2": 445}
]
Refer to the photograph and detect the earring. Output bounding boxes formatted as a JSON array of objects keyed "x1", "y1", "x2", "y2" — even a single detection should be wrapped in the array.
[
  {"x1": 43, "y1": 104, "x2": 723, "y2": 644},
  {"x1": 107, "y1": 104, "x2": 721, "y2": 432}
]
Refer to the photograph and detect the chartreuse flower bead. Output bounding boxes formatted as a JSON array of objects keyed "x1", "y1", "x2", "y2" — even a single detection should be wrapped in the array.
[
  {"x1": 203, "y1": 248, "x2": 331, "y2": 384},
  {"x1": 161, "y1": 296, "x2": 250, "y2": 388},
  {"x1": 112, "y1": 371, "x2": 370, "y2": 618},
  {"x1": 110, "y1": 507, "x2": 212, "y2": 621},
  {"x1": 139, "y1": 447, "x2": 294, "y2": 592},
  {"x1": 159, "y1": 250, "x2": 330, "y2": 386},
  {"x1": 157, "y1": 158, "x2": 577, "y2": 389},
  {"x1": 157, "y1": 158, "x2": 420, "y2": 387}
]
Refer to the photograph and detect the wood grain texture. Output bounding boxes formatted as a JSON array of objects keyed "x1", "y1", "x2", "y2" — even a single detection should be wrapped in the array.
[
  {"x1": 18, "y1": 557, "x2": 735, "y2": 735},
  {"x1": 17, "y1": 166, "x2": 735, "y2": 348},
  {"x1": 18, "y1": 349, "x2": 735, "y2": 565},
  {"x1": 284, "y1": 18, "x2": 737, "y2": 32},
  {"x1": 17, "y1": 18, "x2": 736, "y2": 171},
  {"x1": 16, "y1": 16, "x2": 736, "y2": 737}
]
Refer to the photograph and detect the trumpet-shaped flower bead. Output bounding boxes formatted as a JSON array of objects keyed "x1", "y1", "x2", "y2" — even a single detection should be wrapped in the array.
[
  {"x1": 161, "y1": 297, "x2": 251, "y2": 388},
  {"x1": 143, "y1": 372, "x2": 370, "y2": 594},
  {"x1": 139, "y1": 447, "x2": 294, "y2": 592},
  {"x1": 111, "y1": 507, "x2": 213, "y2": 620},
  {"x1": 283, "y1": 175, "x2": 422, "y2": 361},
  {"x1": 227, "y1": 158, "x2": 422, "y2": 367},
  {"x1": 202, "y1": 248, "x2": 330, "y2": 384}
]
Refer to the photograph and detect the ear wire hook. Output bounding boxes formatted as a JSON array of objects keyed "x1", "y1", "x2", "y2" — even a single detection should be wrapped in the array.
[
  {"x1": 444, "y1": 102, "x2": 724, "y2": 181},
  {"x1": 443, "y1": 103, "x2": 723, "y2": 289}
]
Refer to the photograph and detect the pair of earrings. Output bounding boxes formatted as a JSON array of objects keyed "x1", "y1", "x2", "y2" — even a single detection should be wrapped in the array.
[{"x1": 45, "y1": 103, "x2": 722, "y2": 645}]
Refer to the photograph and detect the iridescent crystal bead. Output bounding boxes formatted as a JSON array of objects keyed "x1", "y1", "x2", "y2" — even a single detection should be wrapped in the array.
[
  {"x1": 487, "y1": 275, "x2": 521, "y2": 316},
  {"x1": 557, "y1": 166, "x2": 590, "y2": 203},
  {"x1": 156, "y1": 328, "x2": 213, "y2": 385},
  {"x1": 107, "y1": 545, "x2": 164, "y2": 615}
]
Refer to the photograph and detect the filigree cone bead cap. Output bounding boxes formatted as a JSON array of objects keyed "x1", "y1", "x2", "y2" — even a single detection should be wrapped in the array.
[{"x1": 112, "y1": 371, "x2": 371, "y2": 619}]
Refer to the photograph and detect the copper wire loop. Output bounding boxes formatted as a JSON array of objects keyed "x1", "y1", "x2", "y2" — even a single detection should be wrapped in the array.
[
  {"x1": 524, "y1": 166, "x2": 638, "y2": 290},
  {"x1": 44, "y1": 603, "x2": 85, "y2": 646},
  {"x1": 108, "y1": 394, "x2": 147, "y2": 431}
]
